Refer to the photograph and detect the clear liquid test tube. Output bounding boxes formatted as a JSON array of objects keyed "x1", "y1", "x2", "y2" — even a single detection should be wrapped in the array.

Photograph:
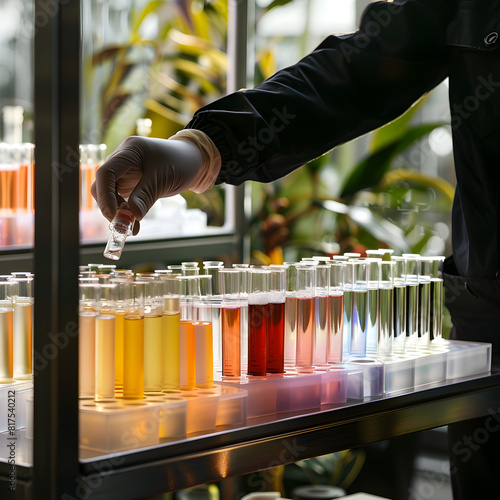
[
  {"x1": 392, "y1": 257, "x2": 407, "y2": 354},
  {"x1": 346, "y1": 260, "x2": 369, "y2": 359},
  {"x1": 378, "y1": 261, "x2": 395, "y2": 358},
  {"x1": 429, "y1": 256, "x2": 445, "y2": 343},
  {"x1": 403, "y1": 254, "x2": 420, "y2": 352},
  {"x1": 0, "y1": 279, "x2": 15, "y2": 383},
  {"x1": 295, "y1": 265, "x2": 315, "y2": 373},
  {"x1": 103, "y1": 205, "x2": 135, "y2": 261},
  {"x1": 327, "y1": 262, "x2": 344, "y2": 364},
  {"x1": 365, "y1": 259, "x2": 381, "y2": 358},
  {"x1": 220, "y1": 269, "x2": 242, "y2": 378},
  {"x1": 417, "y1": 256, "x2": 433, "y2": 350}
]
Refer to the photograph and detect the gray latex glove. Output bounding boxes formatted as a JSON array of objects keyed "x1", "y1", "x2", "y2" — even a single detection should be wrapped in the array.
[{"x1": 91, "y1": 136, "x2": 204, "y2": 235}]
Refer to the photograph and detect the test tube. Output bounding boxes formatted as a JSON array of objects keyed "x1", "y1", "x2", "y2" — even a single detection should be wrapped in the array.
[
  {"x1": 79, "y1": 280, "x2": 99, "y2": 398},
  {"x1": 429, "y1": 256, "x2": 445, "y2": 343},
  {"x1": 144, "y1": 280, "x2": 164, "y2": 393},
  {"x1": 123, "y1": 281, "x2": 145, "y2": 399},
  {"x1": 79, "y1": 143, "x2": 107, "y2": 211},
  {"x1": 365, "y1": 259, "x2": 381, "y2": 358},
  {"x1": 10, "y1": 274, "x2": 33, "y2": 380},
  {"x1": 378, "y1": 261, "x2": 395, "y2": 358},
  {"x1": 0, "y1": 144, "x2": 19, "y2": 216},
  {"x1": 313, "y1": 265, "x2": 330, "y2": 368},
  {"x1": 247, "y1": 269, "x2": 270, "y2": 376},
  {"x1": 203, "y1": 263, "x2": 223, "y2": 372},
  {"x1": 98, "y1": 264, "x2": 117, "y2": 275},
  {"x1": 392, "y1": 257, "x2": 407, "y2": 355},
  {"x1": 181, "y1": 262, "x2": 200, "y2": 276},
  {"x1": 95, "y1": 284, "x2": 117, "y2": 401},
  {"x1": 232, "y1": 263, "x2": 250, "y2": 373},
  {"x1": 194, "y1": 275, "x2": 214, "y2": 389},
  {"x1": 111, "y1": 279, "x2": 133, "y2": 392},
  {"x1": 103, "y1": 204, "x2": 135, "y2": 260},
  {"x1": 350, "y1": 260, "x2": 369, "y2": 359},
  {"x1": 295, "y1": 265, "x2": 316, "y2": 373},
  {"x1": 403, "y1": 254, "x2": 419, "y2": 351},
  {"x1": 17, "y1": 143, "x2": 34, "y2": 214},
  {"x1": 179, "y1": 276, "x2": 197, "y2": 390},
  {"x1": 220, "y1": 269, "x2": 242, "y2": 378},
  {"x1": 282, "y1": 262, "x2": 298, "y2": 368},
  {"x1": 0, "y1": 279, "x2": 15, "y2": 383},
  {"x1": 161, "y1": 275, "x2": 181, "y2": 391},
  {"x1": 417, "y1": 256, "x2": 432, "y2": 350},
  {"x1": 328, "y1": 262, "x2": 344, "y2": 364},
  {"x1": 266, "y1": 268, "x2": 286, "y2": 374}
]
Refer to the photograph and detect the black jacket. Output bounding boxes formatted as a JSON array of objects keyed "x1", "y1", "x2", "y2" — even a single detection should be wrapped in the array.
[{"x1": 187, "y1": 0, "x2": 500, "y2": 327}]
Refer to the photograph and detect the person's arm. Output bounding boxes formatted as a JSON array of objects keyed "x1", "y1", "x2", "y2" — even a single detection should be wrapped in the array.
[{"x1": 187, "y1": 0, "x2": 456, "y2": 185}]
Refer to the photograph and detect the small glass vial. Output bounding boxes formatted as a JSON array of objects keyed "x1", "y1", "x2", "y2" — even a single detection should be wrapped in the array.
[{"x1": 103, "y1": 205, "x2": 135, "y2": 260}]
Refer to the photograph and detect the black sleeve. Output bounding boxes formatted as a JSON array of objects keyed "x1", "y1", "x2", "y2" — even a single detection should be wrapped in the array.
[{"x1": 186, "y1": 0, "x2": 456, "y2": 185}]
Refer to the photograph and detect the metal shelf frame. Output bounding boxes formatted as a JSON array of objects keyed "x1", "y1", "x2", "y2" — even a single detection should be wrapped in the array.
[{"x1": 3, "y1": 1, "x2": 500, "y2": 499}]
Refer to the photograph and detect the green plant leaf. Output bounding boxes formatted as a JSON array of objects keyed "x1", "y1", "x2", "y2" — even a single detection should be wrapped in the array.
[
  {"x1": 340, "y1": 123, "x2": 446, "y2": 199},
  {"x1": 370, "y1": 97, "x2": 425, "y2": 153}
]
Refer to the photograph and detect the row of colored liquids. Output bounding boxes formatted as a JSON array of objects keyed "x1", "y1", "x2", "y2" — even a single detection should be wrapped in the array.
[
  {"x1": 0, "y1": 138, "x2": 107, "y2": 247},
  {"x1": 0, "y1": 273, "x2": 34, "y2": 383},
  {"x1": 78, "y1": 251, "x2": 444, "y2": 401}
]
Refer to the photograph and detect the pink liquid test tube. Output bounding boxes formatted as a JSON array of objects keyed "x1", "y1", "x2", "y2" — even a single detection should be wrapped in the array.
[
  {"x1": 313, "y1": 265, "x2": 330, "y2": 368},
  {"x1": 295, "y1": 265, "x2": 316, "y2": 373},
  {"x1": 328, "y1": 262, "x2": 344, "y2": 364}
]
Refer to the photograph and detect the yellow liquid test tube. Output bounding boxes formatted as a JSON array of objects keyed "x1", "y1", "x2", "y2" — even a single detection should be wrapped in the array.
[
  {"x1": 123, "y1": 315, "x2": 144, "y2": 399},
  {"x1": 114, "y1": 310, "x2": 125, "y2": 391},
  {"x1": 144, "y1": 315, "x2": 163, "y2": 393},
  {"x1": 95, "y1": 314, "x2": 116, "y2": 401},
  {"x1": 194, "y1": 321, "x2": 213, "y2": 389},
  {"x1": 13, "y1": 299, "x2": 32, "y2": 379},
  {"x1": 79, "y1": 311, "x2": 96, "y2": 398},
  {"x1": 162, "y1": 311, "x2": 180, "y2": 391},
  {"x1": 180, "y1": 320, "x2": 196, "y2": 391},
  {"x1": 0, "y1": 306, "x2": 14, "y2": 383}
]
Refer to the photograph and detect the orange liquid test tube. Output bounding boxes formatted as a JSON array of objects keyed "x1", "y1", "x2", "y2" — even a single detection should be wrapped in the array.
[
  {"x1": 78, "y1": 280, "x2": 99, "y2": 398},
  {"x1": 0, "y1": 280, "x2": 15, "y2": 384},
  {"x1": 220, "y1": 269, "x2": 242, "y2": 378},
  {"x1": 123, "y1": 282, "x2": 145, "y2": 399},
  {"x1": 161, "y1": 275, "x2": 181, "y2": 392}
]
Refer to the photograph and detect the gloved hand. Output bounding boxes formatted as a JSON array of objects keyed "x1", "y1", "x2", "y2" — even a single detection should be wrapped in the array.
[{"x1": 91, "y1": 132, "x2": 220, "y2": 235}]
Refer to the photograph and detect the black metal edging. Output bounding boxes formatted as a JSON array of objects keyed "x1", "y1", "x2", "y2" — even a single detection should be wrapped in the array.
[
  {"x1": 33, "y1": 0, "x2": 81, "y2": 499},
  {"x1": 73, "y1": 373, "x2": 500, "y2": 500}
]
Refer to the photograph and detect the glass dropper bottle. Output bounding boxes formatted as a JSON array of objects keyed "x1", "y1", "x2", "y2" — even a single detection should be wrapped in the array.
[{"x1": 103, "y1": 204, "x2": 135, "y2": 260}]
